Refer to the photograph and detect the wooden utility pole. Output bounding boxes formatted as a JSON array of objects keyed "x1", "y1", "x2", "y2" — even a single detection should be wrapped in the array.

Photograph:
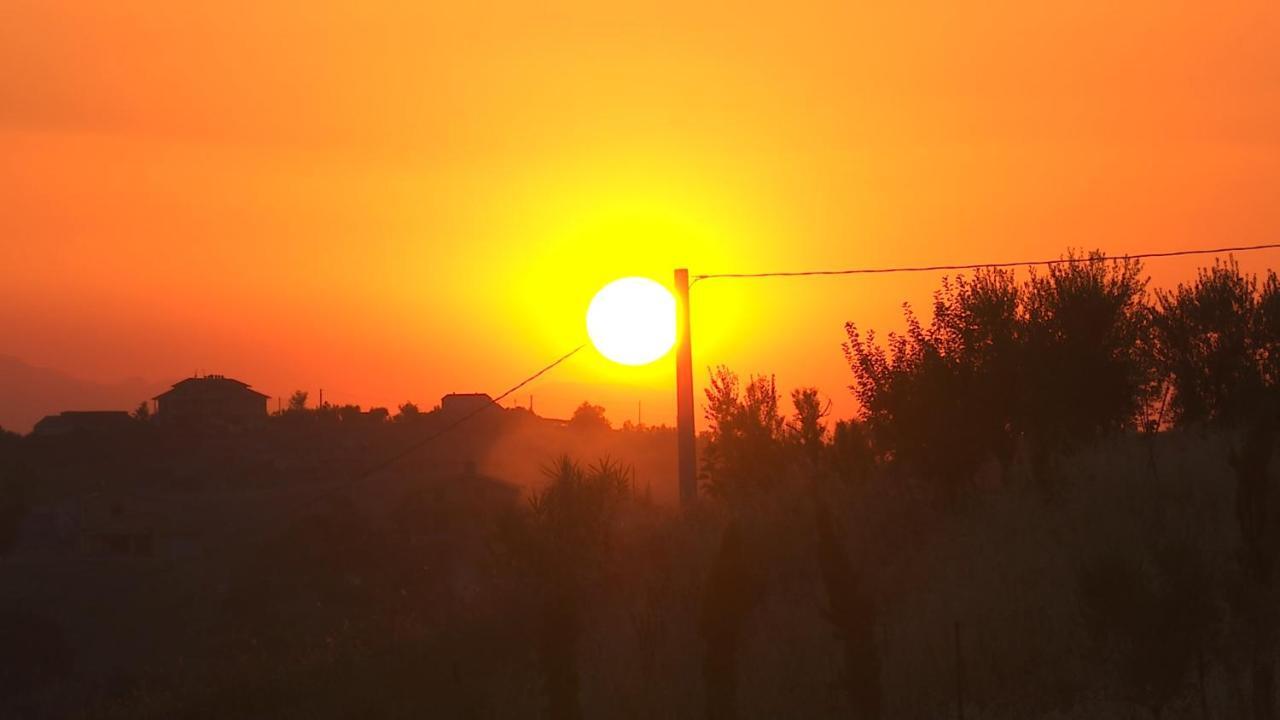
[
  {"x1": 955, "y1": 621, "x2": 966, "y2": 720},
  {"x1": 675, "y1": 268, "x2": 696, "y2": 506}
]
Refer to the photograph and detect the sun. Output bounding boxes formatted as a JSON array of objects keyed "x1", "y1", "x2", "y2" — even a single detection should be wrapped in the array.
[{"x1": 586, "y1": 277, "x2": 677, "y2": 366}]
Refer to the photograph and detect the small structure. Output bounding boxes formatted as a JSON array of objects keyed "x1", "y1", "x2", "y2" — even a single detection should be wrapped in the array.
[
  {"x1": 440, "y1": 392, "x2": 497, "y2": 418},
  {"x1": 154, "y1": 375, "x2": 268, "y2": 427},
  {"x1": 32, "y1": 411, "x2": 133, "y2": 437}
]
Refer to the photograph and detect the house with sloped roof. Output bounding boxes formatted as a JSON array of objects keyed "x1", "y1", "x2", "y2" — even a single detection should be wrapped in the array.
[{"x1": 153, "y1": 375, "x2": 268, "y2": 426}]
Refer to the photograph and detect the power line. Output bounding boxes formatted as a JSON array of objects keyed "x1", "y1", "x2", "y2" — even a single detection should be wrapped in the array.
[
  {"x1": 233, "y1": 343, "x2": 587, "y2": 542},
  {"x1": 691, "y1": 242, "x2": 1280, "y2": 285},
  {"x1": 351, "y1": 343, "x2": 587, "y2": 483}
]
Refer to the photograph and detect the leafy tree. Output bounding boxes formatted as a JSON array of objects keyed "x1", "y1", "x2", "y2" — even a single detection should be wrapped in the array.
[
  {"x1": 787, "y1": 387, "x2": 827, "y2": 465},
  {"x1": 287, "y1": 390, "x2": 309, "y2": 413},
  {"x1": 132, "y1": 401, "x2": 152, "y2": 422},
  {"x1": 844, "y1": 268, "x2": 1019, "y2": 500},
  {"x1": 1258, "y1": 272, "x2": 1280, "y2": 390},
  {"x1": 830, "y1": 420, "x2": 874, "y2": 487},
  {"x1": 1151, "y1": 261, "x2": 1280, "y2": 720},
  {"x1": 1152, "y1": 260, "x2": 1280, "y2": 427},
  {"x1": 1018, "y1": 253, "x2": 1153, "y2": 459},
  {"x1": 848, "y1": 255, "x2": 1153, "y2": 493},
  {"x1": 568, "y1": 402, "x2": 611, "y2": 432},
  {"x1": 395, "y1": 402, "x2": 422, "y2": 422},
  {"x1": 700, "y1": 366, "x2": 787, "y2": 499},
  {"x1": 495, "y1": 456, "x2": 632, "y2": 720},
  {"x1": 333, "y1": 404, "x2": 364, "y2": 423}
]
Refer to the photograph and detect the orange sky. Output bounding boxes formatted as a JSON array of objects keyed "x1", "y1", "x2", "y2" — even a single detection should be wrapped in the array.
[{"x1": 3, "y1": 1, "x2": 1280, "y2": 427}]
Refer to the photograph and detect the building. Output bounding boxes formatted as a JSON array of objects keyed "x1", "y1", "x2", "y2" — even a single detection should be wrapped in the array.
[
  {"x1": 440, "y1": 392, "x2": 497, "y2": 418},
  {"x1": 153, "y1": 375, "x2": 268, "y2": 426},
  {"x1": 32, "y1": 411, "x2": 134, "y2": 437}
]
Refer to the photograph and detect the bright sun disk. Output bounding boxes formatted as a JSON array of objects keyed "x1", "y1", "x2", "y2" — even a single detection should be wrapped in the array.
[{"x1": 586, "y1": 277, "x2": 677, "y2": 366}]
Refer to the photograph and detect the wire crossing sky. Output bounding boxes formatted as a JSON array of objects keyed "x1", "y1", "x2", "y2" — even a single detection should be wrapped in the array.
[{"x1": 692, "y1": 242, "x2": 1280, "y2": 284}]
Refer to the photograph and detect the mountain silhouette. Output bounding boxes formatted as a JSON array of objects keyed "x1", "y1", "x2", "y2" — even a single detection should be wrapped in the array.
[{"x1": 0, "y1": 355, "x2": 160, "y2": 434}]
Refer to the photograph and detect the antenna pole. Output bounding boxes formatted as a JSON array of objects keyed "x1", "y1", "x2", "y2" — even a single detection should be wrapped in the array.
[{"x1": 675, "y1": 269, "x2": 696, "y2": 506}]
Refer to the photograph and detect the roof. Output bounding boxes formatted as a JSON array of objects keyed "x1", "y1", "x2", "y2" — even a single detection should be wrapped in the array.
[
  {"x1": 154, "y1": 375, "x2": 270, "y2": 400},
  {"x1": 32, "y1": 411, "x2": 133, "y2": 436}
]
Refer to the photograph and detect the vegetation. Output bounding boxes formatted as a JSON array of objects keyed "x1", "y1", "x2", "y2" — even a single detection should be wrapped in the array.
[{"x1": 2, "y1": 251, "x2": 1279, "y2": 719}]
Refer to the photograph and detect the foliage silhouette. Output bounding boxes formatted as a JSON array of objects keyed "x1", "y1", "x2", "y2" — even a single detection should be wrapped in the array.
[
  {"x1": 1018, "y1": 252, "x2": 1152, "y2": 462},
  {"x1": 847, "y1": 252, "x2": 1153, "y2": 495},
  {"x1": 568, "y1": 402, "x2": 611, "y2": 432},
  {"x1": 701, "y1": 366, "x2": 787, "y2": 500},
  {"x1": 495, "y1": 455, "x2": 633, "y2": 720},
  {"x1": 287, "y1": 390, "x2": 309, "y2": 413},
  {"x1": 395, "y1": 401, "x2": 422, "y2": 421},
  {"x1": 1152, "y1": 260, "x2": 1280, "y2": 427},
  {"x1": 845, "y1": 267, "x2": 1020, "y2": 499}
]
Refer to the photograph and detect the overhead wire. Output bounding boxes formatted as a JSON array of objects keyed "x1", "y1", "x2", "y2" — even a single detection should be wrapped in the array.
[{"x1": 690, "y1": 242, "x2": 1280, "y2": 285}]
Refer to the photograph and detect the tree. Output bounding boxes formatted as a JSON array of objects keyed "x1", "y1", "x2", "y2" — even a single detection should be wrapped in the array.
[
  {"x1": 495, "y1": 456, "x2": 632, "y2": 720},
  {"x1": 787, "y1": 387, "x2": 827, "y2": 466},
  {"x1": 1152, "y1": 260, "x2": 1279, "y2": 427},
  {"x1": 830, "y1": 420, "x2": 874, "y2": 487},
  {"x1": 132, "y1": 401, "x2": 152, "y2": 422},
  {"x1": 395, "y1": 402, "x2": 421, "y2": 422},
  {"x1": 845, "y1": 268, "x2": 1020, "y2": 500},
  {"x1": 700, "y1": 367, "x2": 787, "y2": 499},
  {"x1": 1152, "y1": 261, "x2": 1280, "y2": 720},
  {"x1": 1018, "y1": 253, "x2": 1153, "y2": 461},
  {"x1": 287, "y1": 390, "x2": 309, "y2": 413},
  {"x1": 568, "y1": 402, "x2": 611, "y2": 432}
]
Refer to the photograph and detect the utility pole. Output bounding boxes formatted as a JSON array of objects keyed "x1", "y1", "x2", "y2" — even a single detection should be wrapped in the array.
[{"x1": 675, "y1": 268, "x2": 696, "y2": 506}]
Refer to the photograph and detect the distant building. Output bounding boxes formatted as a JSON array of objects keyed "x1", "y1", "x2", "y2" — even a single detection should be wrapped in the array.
[
  {"x1": 32, "y1": 411, "x2": 133, "y2": 437},
  {"x1": 440, "y1": 392, "x2": 496, "y2": 418},
  {"x1": 153, "y1": 375, "x2": 268, "y2": 426}
]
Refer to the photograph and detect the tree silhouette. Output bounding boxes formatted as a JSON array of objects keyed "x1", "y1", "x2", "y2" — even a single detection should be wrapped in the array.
[
  {"x1": 847, "y1": 254, "x2": 1153, "y2": 495},
  {"x1": 395, "y1": 401, "x2": 421, "y2": 422},
  {"x1": 495, "y1": 456, "x2": 632, "y2": 720},
  {"x1": 1152, "y1": 260, "x2": 1279, "y2": 427},
  {"x1": 287, "y1": 390, "x2": 309, "y2": 412},
  {"x1": 844, "y1": 268, "x2": 1019, "y2": 500},
  {"x1": 1152, "y1": 261, "x2": 1280, "y2": 720},
  {"x1": 788, "y1": 387, "x2": 827, "y2": 466},
  {"x1": 830, "y1": 420, "x2": 874, "y2": 487},
  {"x1": 568, "y1": 402, "x2": 611, "y2": 432},
  {"x1": 1018, "y1": 253, "x2": 1153, "y2": 465},
  {"x1": 701, "y1": 366, "x2": 787, "y2": 499}
]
